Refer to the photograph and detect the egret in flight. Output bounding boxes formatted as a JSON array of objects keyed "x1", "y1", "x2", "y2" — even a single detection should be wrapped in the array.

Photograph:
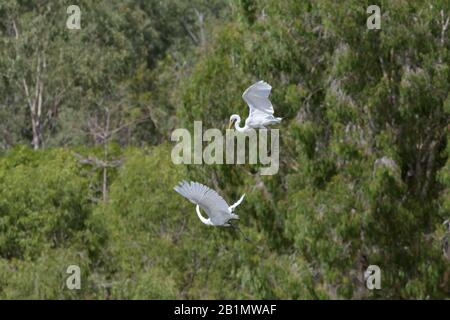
[
  {"x1": 174, "y1": 180, "x2": 245, "y2": 227},
  {"x1": 228, "y1": 80, "x2": 282, "y2": 132}
]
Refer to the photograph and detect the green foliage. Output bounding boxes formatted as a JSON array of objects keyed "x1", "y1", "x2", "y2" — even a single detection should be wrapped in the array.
[
  {"x1": 0, "y1": 147, "x2": 94, "y2": 259},
  {"x1": 0, "y1": 248, "x2": 91, "y2": 299},
  {"x1": 0, "y1": 0, "x2": 449, "y2": 299},
  {"x1": 177, "y1": 0, "x2": 450, "y2": 298}
]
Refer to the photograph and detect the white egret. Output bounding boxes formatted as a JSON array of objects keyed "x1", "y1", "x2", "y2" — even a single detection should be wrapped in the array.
[
  {"x1": 174, "y1": 180, "x2": 245, "y2": 227},
  {"x1": 228, "y1": 80, "x2": 282, "y2": 132}
]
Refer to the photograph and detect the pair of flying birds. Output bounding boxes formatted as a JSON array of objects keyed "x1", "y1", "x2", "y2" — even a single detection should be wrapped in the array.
[{"x1": 174, "y1": 81, "x2": 281, "y2": 229}]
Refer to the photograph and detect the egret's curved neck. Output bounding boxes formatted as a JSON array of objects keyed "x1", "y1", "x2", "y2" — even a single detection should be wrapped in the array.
[
  {"x1": 234, "y1": 115, "x2": 248, "y2": 132},
  {"x1": 196, "y1": 205, "x2": 212, "y2": 225}
]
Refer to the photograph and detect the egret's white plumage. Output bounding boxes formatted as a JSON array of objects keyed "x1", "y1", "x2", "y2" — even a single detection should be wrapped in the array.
[
  {"x1": 229, "y1": 80, "x2": 282, "y2": 132},
  {"x1": 174, "y1": 180, "x2": 245, "y2": 227}
]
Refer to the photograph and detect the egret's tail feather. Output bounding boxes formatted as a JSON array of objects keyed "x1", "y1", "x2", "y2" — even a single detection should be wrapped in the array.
[{"x1": 265, "y1": 117, "x2": 282, "y2": 126}]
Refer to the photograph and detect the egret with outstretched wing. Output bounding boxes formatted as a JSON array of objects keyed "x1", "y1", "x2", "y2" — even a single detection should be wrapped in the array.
[
  {"x1": 228, "y1": 80, "x2": 282, "y2": 132},
  {"x1": 174, "y1": 180, "x2": 245, "y2": 227}
]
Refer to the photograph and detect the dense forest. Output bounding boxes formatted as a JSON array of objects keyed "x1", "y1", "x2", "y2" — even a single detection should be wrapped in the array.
[{"x1": 0, "y1": 0, "x2": 449, "y2": 299}]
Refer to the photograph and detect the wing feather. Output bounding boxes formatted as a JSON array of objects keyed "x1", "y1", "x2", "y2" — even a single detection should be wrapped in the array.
[
  {"x1": 242, "y1": 80, "x2": 274, "y2": 116},
  {"x1": 174, "y1": 181, "x2": 231, "y2": 225}
]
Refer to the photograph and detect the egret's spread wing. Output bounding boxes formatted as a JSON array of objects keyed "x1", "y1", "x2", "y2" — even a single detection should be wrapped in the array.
[
  {"x1": 242, "y1": 80, "x2": 274, "y2": 116},
  {"x1": 174, "y1": 181, "x2": 231, "y2": 224}
]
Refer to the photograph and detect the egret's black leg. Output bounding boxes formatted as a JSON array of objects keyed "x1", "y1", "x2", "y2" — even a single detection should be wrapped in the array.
[{"x1": 229, "y1": 222, "x2": 253, "y2": 243}]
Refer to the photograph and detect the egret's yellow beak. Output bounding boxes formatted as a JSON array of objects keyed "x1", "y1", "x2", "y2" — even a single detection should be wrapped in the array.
[{"x1": 228, "y1": 120, "x2": 234, "y2": 130}]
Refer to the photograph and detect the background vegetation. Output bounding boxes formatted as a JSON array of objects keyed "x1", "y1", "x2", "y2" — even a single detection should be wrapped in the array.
[{"x1": 0, "y1": 0, "x2": 449, "y2": 299}]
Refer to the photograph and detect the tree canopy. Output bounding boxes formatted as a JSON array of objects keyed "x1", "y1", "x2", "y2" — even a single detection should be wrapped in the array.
[{"x1": 0, "y1": 0, "x2": 449, "y2": 299}]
